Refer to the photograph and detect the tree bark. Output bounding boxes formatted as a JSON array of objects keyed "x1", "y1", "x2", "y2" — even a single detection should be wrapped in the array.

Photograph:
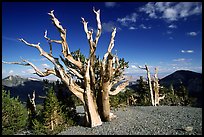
[
  {"x1": 153, "y1": 67, "x2": 165, "y2": 106},
  {"x1": 2, "y1": 8, "x2": 129, "y2": 127},
  {"x1": 139, "y1": 65, "x2": 155, "y2": 106}
]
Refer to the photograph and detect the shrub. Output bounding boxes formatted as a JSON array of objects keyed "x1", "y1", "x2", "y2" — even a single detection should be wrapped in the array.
[{"x1": 2, "y1": 88, "x2": 28, "y2": 135}]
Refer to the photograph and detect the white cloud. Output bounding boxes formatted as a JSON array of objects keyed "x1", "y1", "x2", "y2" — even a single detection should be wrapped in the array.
[
  {"x1": 105, "y1": 2, "x2": 117, "y2": 8},
  {"x1": 9, "y1": 70, "x2": 14, "y2": 74},
  {"x1": 31, "y1": 58, "x2": 47, "y2": 62},
  {"x1": 139, "y1": 2, "x2": 158, "y2": 19},
  {"x1": 163, "y1": 8, "x2": 178, "y2": 21},
  {"x1": 2, "y1": 36, "x2": 19, "y2": 42},
  {"x1": 26, "y1": 69, "x2": 35, "y2": 74},
  {"x1": 131, "y1": 65, "x2": 137, "y2": 69},
  {"x1": 129, "y1": 26, "x2": 137, "y2": 30},
  {"x1": 117, "y1": 13, "x2": 137, "y2": 26},
  {"x1": 40, "y1": 58, "x2": 47, "y2": 61},
  {"x1": 139, "y1": 2, "x2": 202, "y2": 22},
  {"x1": 172, "y1": 58, "x2": 192, "y2": 62},
  {"x1": 168, "y1": 24, "x2": 177, "y2": 28},
  {"x1": 42, "y1": 63, "x2": 50, "y2": 68},
  {"x1": 181, "y1": 50, "x2": 194, "y2": 53},
  {"x1": 172, "y1": 58, "x2": 186, "y2": 62},
  {"x1": 187, "y1": 32, "x2": 197, "y2": 36},
  {"x1": 139, "y1": 24, "x2": 151, "y2": 29}
]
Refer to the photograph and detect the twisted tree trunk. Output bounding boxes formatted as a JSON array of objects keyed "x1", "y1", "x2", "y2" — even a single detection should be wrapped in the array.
[{"x1": 3, "y1": 8, "x2": 129, "y2": 127}]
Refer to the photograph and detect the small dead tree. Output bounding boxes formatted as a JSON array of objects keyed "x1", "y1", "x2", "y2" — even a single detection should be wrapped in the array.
[
  {"x1": 138, "y1": 65, "x2": 155, "y2": 106},
  {"x1": 27, "y1": 91, "x2": 37, "y2": 128},
  {"x1": 27, "y1": 91, "x2": 36, "y2": 117},
  {"x1": 152, "y1": 67, "x2": 165, "y2": 106},
  {"x1": 3, "y1": 8, "x2": 128, "y2": 127},
  {"x1": 138, "y1": 65, "x2": 165, "y2": 106}
]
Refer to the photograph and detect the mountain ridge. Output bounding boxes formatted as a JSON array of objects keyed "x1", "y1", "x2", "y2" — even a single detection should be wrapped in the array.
[
  {"x1": 2, "y1": 70, "x2": 202, "y2": 106},
  {"x1": 159, "y1": 70, "x2": 202, "y2": 107}
]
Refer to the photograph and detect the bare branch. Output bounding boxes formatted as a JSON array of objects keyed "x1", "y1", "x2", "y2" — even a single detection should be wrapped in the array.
[
  {"x1": 93, "y1": 7, "x2": 101, "y2": 45},
  {"x1": 138, "y1": 65, "x2": 146, "y2": 70},
  {"x1": 68, "y1": 67, "x2": 83, "y2": 79},
  {"x1": 159, "y1": 94, "x2": 165, "y2": 101},
  {"x1": 107, "y1": 28, "x2": 116, "y2": 53},
  {"x1": 109, "y1": 80, "x2": 129, "y2": 96},
  {"x1": 81, "y1": 17, "x2": 92, "y2": 41},
  {"x1": 48, "y1": 10, "x2": 71, "y2": 56},
  {"x1": 22, "y1": 59, "x2": 57, "y2": 77},
  {"x1": 44, "y1": 30, "x2": 62, "y2": 44},
  {"x1": 2, "y1": 60, "x2": 29, "y2": 66},
  {"x1": 93, "y1": 7, "x2": 101, "y2": 31},
  {"x1": 111, "y1": 75, "x2": 125, "y2": 87},
  {"x1": 19, "y1": 39, "x2": 59, "y2": 66},
  {"x1": 48, "y1": 11, "x2": 84, "y2": 70},
  {"x1": 48, "y1": 10, "x2": 65, "y2": 34},
  {"x1": 154, "y1": 67, "x2": 158, "y2": 80},
  {"x1": 3, "y1": 59, "x2": 56, "y2": 77}
]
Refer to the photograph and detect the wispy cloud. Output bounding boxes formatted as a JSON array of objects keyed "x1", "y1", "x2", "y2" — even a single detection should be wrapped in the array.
[
  {"x1": 187, "y1": 32, "x2": 197, "y2": 36},
  {"x1": 102, "y1": 21, "x2": 117, "y2": 33},
  {"x1": 104, "y1": 2, "x2": 117, "y2": 8},
  {"x1": 181, "y1": 50, "x2": 194, "y2": 53},
  {"x1": 168, "y1": 24, "x2": 177, "y2": 28},
  {"x1": 131, "y1": 65, "x2": 137, "y2": 69},
  {"x1": 30, "y1": 58, "x2": 47, "y2": 62},
  {"x1": 139, "y1": 2, "x2": 202, "y2": 22},
  {"x1": 117, "y1": 13, "x2": 137, "y2": 26},
  {"x1": 26, "y1": 69, "x2": 35, "y2": 74},
  {"x1": 2, "y1": 36, "x2": 19, "y2": 42},
  {"x1": 172, "y1": 58, "x2": 192, "y2": 62},
  {"x1": 139, "y1": 24, "x2": 151, "y2": 29},
  {"x1": 9, "y1": 70, "x2": 14, "y2": 75},
  {"x1": 42, "y1": 63, "x2": 50, "y2": 68},
  {"x1": 129, "y1": 26, "x2": 137, "y2": 30}
]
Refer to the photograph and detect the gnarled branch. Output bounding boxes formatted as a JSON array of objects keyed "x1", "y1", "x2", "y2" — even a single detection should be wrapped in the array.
[
  {"x1": 48, "y1": 10, "x2": 83, "y2": 69},
  {"x1": 109, "y1": 80, "x2": 129, "y2": 96},
  {"x1": 3, "y1": 59, "x2": 57, "y2": 77}
]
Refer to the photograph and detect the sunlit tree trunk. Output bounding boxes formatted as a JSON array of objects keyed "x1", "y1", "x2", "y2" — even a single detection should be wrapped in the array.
[{"x1": 2, "y1": 8, "x2": 129, "y2": 127}]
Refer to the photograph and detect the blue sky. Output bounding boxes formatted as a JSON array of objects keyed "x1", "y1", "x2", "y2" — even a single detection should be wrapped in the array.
[{"x1": 2, "y1": 2, "x2": 202, "y2": 80}]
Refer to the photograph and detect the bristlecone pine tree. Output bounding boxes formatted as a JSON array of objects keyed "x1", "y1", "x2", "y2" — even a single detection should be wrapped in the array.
[
  {"x1": 139, "y1": 65, "x2": 165, "y2": 106},
  {"x1": 3, "y1": 8, "x2": 129, "y2": 127}
]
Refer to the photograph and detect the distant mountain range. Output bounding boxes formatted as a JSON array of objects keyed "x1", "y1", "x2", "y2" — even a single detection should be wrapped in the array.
[
  {"x1": 159, "y1": 70, "x2": 202, "y2": 95},
  {"x1": 2, "y1": 75, "x2": 48, "y2": 104},
  {"x1": 159, "y1": 70, "x2": 202, "y2": 106},
  {"x1": 2, "y1": 70, "x2": 202, "y2": 106}
]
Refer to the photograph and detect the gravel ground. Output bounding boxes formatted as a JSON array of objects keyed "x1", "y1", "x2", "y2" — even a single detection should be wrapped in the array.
[{"x1": 58, "y1": 106, "x2": 202, "y2": 135}]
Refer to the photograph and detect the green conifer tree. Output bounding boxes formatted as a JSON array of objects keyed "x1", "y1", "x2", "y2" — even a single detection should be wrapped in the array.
[
  {"x1": 2, "y1": 87, "x2": 28, "y2": 135},
  {"x1": 136, "y1": 76, "x2": 151, "y2": 105},
  {"x1": 42, "y1": 86, "x2": 64, "y2": 134}
]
